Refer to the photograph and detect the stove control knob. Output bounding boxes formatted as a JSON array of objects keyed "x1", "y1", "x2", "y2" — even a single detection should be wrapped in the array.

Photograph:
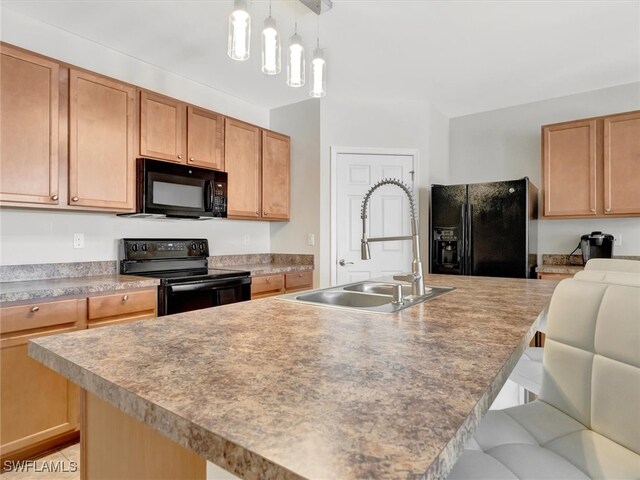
[
  {"x1": 141, "y1": 243, "x2": 148, "y2": 252},
  {"x1": 131, "y1": 244, "x2": 138, "y2": 252},
  {"x1": 200, "y1": 242, "x2": 206, "y2": 250},
  {"x1": 191, "y1": 243, "x2": 197, "y2": 251}
]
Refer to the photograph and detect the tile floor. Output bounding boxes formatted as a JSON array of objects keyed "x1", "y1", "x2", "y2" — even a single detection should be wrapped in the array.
[{"x1": 2, "y1": 443, "x2": 79, "y2": 480}]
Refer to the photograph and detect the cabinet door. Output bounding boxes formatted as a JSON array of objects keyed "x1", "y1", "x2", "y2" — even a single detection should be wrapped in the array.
[
  {"x1": 603, "y1": 112, "x2": 640, "y2": 215},
  {"x1": 140, "y1": 91, "x2": 185, "y2": 163},
  {"x1": 69, "y1": 70, "x2": 135, "y2": 210},
  {"x1": 225, "y1": 118, "x2": 261, "y2": 218},
  {"x1": 0, "y1": 299, "x2": 83, "y2": 461},
  {"x1": 542, "y1": 120, "x2": 597, "y2": 217},
  {"x1": 187, "y1": 106, "x2": 225, "y2": 170},
  {"x1": 0, "y1": 46, "x2": 59, "y2": 205},
  {"x1": 261, "y1": 130, "x2": 290, "y2": 220}
]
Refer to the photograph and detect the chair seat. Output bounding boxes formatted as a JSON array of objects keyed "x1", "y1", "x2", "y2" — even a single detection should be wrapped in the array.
[{"x1": 449, "y1": 400, "x2": 640, "y2": 479}]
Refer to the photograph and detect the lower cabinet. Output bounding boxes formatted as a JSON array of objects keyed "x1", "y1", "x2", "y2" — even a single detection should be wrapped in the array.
[
  {"x1": 250, "y1": 271, "x2": 313, "y2": 299},
  {"x1": 0, "y1": 298, "x2": 84, "y2": 463},
  {"x1": 0, "y1": 288, "x2": 157, "y2": 463}
]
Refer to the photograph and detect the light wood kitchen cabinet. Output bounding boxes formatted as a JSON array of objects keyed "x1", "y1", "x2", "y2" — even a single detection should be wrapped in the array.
[
  {"x1": 542, "y1": 110, "x2": 640, "y2": 219},
  {"x1": 225, "y1": 118, "x2": 262, "y2": 218},
  {"x1": 140, "y1": 92, "x2": 225, "y2": 170},
  {"x1": 140, "y1": 90, "x2": 186, "y2": 163},
  {"x1": 87, "y1": 288, "x2": 157, "y2": 329},
  {"x1": 187, "y1": 106, "x2": 225, "y2": 170},
  {"x1": 0, "y1": 45, "x2": 60, "y2": 206},
  {"x1": 603, "y1": 111, "x2": 640, "y2": 215},
  {"x1": 225, "y1": 121, "x2": 291, "y2": 221},
  {"x1": 250, "y1": 271, "x2": 313, "y2": 299},
  {"x1": 69, "y1": 69, "x2": 136, "y2": 210},
  {"x1": 262, "y1": 130, "x2": 291, "y2": 220},
  {"x1": 0, "y1": 298, "x2": 84, "y2": 463},
  {"x1": 537, "y1": 273, "x2": 575, "y2": 280}
]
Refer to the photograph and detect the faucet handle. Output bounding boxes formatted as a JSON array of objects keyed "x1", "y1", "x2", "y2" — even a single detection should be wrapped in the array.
[{"x1": 393, "y1": 273, "x2": 419, "y2": 283}]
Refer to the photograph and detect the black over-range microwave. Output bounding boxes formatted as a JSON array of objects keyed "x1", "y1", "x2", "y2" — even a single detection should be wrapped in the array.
[{"x1": 119, "y1": 158, "x2": 227, "y2": 220}]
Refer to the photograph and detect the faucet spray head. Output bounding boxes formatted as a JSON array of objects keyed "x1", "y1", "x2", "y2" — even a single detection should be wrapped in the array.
[{"x1": 361, "y1": 239, "x2": 371, "y2": 260}]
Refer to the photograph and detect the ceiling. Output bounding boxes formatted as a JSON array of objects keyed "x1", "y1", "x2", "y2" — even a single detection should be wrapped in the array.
[{"x1": 2, "y1": 0, "x2": 639, "y2": 117}]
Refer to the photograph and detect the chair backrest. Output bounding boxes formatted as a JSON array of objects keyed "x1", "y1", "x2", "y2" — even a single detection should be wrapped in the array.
[
  {"x1": 540, "y1": 279, "x2": 640, "y2": 455},
  {"x1": 584, "y1": 258, "x2": 640, "y2": 273},
  {"x1": 574, "y1": 270, "x2": 640, "y2": 287}
]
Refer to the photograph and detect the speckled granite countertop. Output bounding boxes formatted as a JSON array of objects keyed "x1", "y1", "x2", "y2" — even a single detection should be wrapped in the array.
[
  {"x1": 29, "y1": 274, "x2": 556, "y2": 480},
  {"x1": 231, "y1": 263, "x2": 314, "y2": 276},
  {"x1": 536, "y1": 265, "x2": 585, "y2": 274},
  {"x1": 0, "y1": 275, "x2": 159, "y2": 304},
  {"x1": 209, "y1": 253, "x2": 314, "y2": 276}
]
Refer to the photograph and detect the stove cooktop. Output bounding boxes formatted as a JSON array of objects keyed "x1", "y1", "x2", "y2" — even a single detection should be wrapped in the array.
[{"x1": 137, "y1": 268, "x2": 251, "y2": 285}]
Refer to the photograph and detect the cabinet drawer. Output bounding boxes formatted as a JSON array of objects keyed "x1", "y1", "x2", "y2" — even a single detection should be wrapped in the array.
[
  {"x1": 285, "y1": 271, "x2": 313, "y2": 291},
  {"x1": 251, "y1": 275, "x2": 284, "y2": 298},
  {"x1": 88, "y1": 289, "x2": 156, "y2": 320},
  {"x1": 537, "y1": 273, "x2": 575, "y2": 280},
  {"x1": 1, "y1": 299, "x2": 80, "y2": 335}
]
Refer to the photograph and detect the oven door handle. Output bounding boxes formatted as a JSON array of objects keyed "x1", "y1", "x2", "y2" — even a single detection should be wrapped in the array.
[{"x1": 168, "y1": 276, "x2": 251, "y2": 293}]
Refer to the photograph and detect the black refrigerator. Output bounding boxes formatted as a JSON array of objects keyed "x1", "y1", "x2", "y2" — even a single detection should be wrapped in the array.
[{"x1": 429, "y1": 178, "x2": 538, "y2": 279}]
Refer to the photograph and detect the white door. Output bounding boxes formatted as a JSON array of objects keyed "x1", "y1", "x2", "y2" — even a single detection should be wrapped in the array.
[{"x1": 334, "y1": 152, "x2": 415, "y2": 285}]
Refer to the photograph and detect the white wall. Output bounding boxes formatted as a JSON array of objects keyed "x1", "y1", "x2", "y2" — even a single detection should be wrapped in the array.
[
  {"x1": 449, "y1": 83, "x2": 640, "y2": 259},
  {"x1": 0, "y1": 7, "x2": 271, "y2": 266},
  {"x1": 269, "y1": 99, "x2": 321, "y2": 286}
]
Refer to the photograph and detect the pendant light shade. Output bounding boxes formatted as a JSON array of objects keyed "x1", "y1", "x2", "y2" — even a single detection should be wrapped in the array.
[
  {"x1": 287, "y1": 34, "x2": 305, "y2": 87},
  {"x1": 261, "y1": 16, "x2": 281, "y2": 75},
  {"x1": 228, "y1": 0, "x2": 251, "y2": 61},
  {"x1": 310, "y1": 48, "x2": 326, "y2": 97}
]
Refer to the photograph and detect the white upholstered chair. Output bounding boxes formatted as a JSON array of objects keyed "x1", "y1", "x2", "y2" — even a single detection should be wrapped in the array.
[
  {"x1": 508, "y1": 260, "x2": 640, "y2": 396},
  {"x1": 449, "y1": 277, "x2": 640, "y2": 479}
]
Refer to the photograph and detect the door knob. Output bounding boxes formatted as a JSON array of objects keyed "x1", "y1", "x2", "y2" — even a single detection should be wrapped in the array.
[{"x1": 338, "y1": 259, "x2": 354, "y2": 266}]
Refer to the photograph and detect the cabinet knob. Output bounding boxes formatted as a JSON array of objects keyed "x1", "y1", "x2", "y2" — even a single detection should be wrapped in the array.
[
  {"x1": 265, "y1": 278, "x2": 270, "y2": 283},
  {"x1": 590, "y1": 208, "x2": 596, "y2": 212},
  {"x1": 264, "y1": 212, "x2": 268, "y2": 216},
  {"x1": 256, "y1": 211, "x2": 259, "y2": 215},
  {"x1": 188, "y1": 157, "x2": 195, "y2": 163},
  {"x1": 31, "y1": 306, "x2": 39, "y2": 312},
  {"x1": 299, "y1": 273, "x2": 303, "y2": 277},
  {"x1": 605, "y1": 208, "x2": 611, "y2": 212},
  {"x1": 71, "y1": 196, "x2": 79, "y2": 202},
  {"x1": 51, "y1": 195, "x2": 59, "y2": 201},
  {"x1": 123, "y1": 295, "x2": 129, "y2": 301},
  {"x1": 177, "y1": 155, "x2": 183, "y2": 160}
]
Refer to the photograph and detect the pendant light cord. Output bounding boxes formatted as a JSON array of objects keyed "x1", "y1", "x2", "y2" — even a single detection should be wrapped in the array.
[
  {"x1": 269, "y1": 0, "x2": 272, "y2": 18},
  {"x1": 294, "y1": 1, "x2": 298, "y2": 34},
  {"x1": 316, "y1": 14, "x2": 320, "y2": 48}
]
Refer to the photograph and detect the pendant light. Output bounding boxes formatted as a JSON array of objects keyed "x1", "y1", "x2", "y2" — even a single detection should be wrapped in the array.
[
  {"x1": 310, "y1": 17, "x2": 326, "y2": 97},
  {"x1": 287, "y1": 4, "x2": 305, "y2": 87},
  {"x1": 228, "y1": 0, "x2": 251, "y2": 61},
  {"x1": 261, "y1": 1, "x2": 281, "y2": 75}
]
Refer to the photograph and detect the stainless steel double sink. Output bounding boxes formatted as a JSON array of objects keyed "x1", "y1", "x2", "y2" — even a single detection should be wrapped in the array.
[{"x1": 277, "y1": 280, "x2": 454, "y2": 314}]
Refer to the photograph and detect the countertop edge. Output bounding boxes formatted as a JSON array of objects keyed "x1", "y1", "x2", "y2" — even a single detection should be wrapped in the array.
[
  {"x1": 422, "y1": 309, "x2": 542, "y2": 479},
  {"x1": 27, "y1": 340, "x2": 304, "y2": 480}
]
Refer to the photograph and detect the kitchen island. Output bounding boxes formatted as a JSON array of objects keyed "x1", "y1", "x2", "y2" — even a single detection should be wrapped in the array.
[{"x1": 29, "y1": 274, "x2": 557, "y2": 480}]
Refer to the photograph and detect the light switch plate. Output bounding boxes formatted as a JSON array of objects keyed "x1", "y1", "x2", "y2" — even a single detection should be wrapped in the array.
[
  {"x1": 614, "y1": 234, "x2": 622, "y2": 247},
  {"x1": 307, "y1": 233, "x2": 315, "y2": 246}
]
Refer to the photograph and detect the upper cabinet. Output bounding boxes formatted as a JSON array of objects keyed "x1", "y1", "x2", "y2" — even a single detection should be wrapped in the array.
[
  {"x1": 139, "y1": 91, "x2": 185, "y2": 164},
  {"x1": 187, "y1": 106, "x2": 225, "y2": 170},
  {"x1": 224, "y1": 120, "x2": 291, "y2": 221},
  {"x1": 0, "y1": 45, "x2": 60, "y2": 205},
  {"x1": 225, "y1": 118, "x2": 261, "y2": 218},
  {"x1": 262, "y1": 130, "x2": 290, "y2": 220},
  {"x1": 140, "y1": 92, "x2": 225, "y2": 170},
  {"x1": 69, "y1": 70, "x2": 136, "y2": 210},
  {"x1": 542, "y1": 111, "x2": 640, "y2": 218},
  {"x1": 603, "y1": 112, "x2": 640, "y2": 215}
]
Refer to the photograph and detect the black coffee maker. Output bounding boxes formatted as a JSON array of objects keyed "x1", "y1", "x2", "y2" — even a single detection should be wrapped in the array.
[{"x1": 580, "y1": 231, "x2": 614, "y2": 264}]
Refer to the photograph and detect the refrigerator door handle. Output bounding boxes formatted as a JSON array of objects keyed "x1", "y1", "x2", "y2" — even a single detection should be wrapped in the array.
[
  {"x1": 460, "y1": 204, "x2": 466, "y2": 275},
  {"x1": 466, "y1": 204, "x2": 473, "y2": 275}
]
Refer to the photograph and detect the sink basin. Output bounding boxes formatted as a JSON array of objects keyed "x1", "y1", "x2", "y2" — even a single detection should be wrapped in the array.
[
  {"x1": 344, "y1": 282, "x2": 418, "y2": 296},
  {"x1": 295, "y1": 290, "x2": 391, "y2": 308},
  {"x1": 277, "y1": 280, "x2": 455, "y2": 314}
]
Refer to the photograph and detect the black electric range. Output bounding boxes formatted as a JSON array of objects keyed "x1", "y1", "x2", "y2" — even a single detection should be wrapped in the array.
[{"x1": 119, "y1": 239, "x2": 251, "y2": 316}]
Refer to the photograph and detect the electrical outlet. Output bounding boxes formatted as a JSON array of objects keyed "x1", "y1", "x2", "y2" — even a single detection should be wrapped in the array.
[
  {"x1": 614, "y1": 234, "x2": 622, "y2": 247},
  {"x1": 307, "y1": 233, "x2": 315, "y2": 246},
  {"x1": 243, "y1": 234, "x2": 250, "y2": 245},
  {"x1": 73, "y1": 233, "x2": 84, "y2": 249}
]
